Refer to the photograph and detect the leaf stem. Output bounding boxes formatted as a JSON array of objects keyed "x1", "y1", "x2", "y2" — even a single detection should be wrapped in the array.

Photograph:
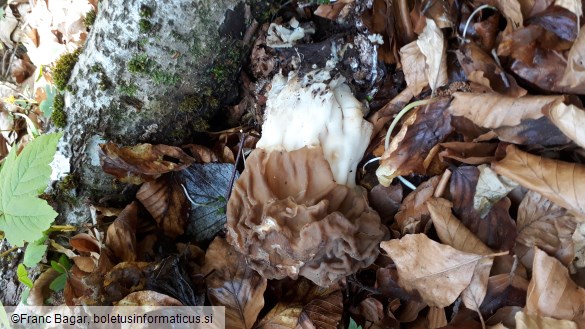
[{"x1": 462, "y1": 5, "x2": 497, "y2": 43}]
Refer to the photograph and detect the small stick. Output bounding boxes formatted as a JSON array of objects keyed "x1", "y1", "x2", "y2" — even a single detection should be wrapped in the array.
[{"x1": 434, "y1": 169, "x2": 452, "y2": 198}]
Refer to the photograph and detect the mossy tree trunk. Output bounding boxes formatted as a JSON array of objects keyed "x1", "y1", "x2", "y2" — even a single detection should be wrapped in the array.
[{"x1": 52, "y1": 0, "x2": 257, "y2": 224}]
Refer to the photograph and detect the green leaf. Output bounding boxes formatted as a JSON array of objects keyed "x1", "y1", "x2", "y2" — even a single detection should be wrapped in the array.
[
  {"x1": 17, "y1": 264, "x2": 33, "y2": 288},
  {"x1": 51, "y1": 255, "x2": 70, "y2": 274},
  {"x1": 39, "y1": 85, "x2": 57, "y2": 117},
  {"x1": 0, "y1": 132, "x2": 63, "y2": 246},
  {"x1": 49, "y1": 273, "x2": 67, "y2": 292},
  {"x1": 0, "y1": 299, "x2": 12, "y2": 329},
  {"x1": 58, "y1": 254, "x2": 71, "y2": 269},
  {"x1": 348, "y1": 318, "x2": 362, "y2": 329},
  {"x1": 23, "y1": 237, "x2": 48, "y2": 268}
]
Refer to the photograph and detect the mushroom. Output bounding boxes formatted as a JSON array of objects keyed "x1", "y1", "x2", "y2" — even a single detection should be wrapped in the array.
[{"x1": 226, "y1": 70, "x2": 388, "y2": 286}]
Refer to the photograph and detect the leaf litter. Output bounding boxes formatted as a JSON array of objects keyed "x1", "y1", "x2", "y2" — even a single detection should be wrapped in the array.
[{"x1": 3, "y1": 0, "x2": 585, "y2": 328}]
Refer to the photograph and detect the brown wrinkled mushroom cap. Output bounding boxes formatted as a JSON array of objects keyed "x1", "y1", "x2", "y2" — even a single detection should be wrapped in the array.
[{"x1": 226, "y1": 146, "x2": 389, "y2": 287}]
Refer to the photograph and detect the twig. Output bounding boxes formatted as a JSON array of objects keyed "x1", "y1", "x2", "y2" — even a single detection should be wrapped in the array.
[
  {"x1": 0, "y1": 246, "x2": 19, "y2": 258},
  {"x1": 434, "y1": 169, "x2": 452, "y2": 198},
  {"x1": 225, "y1": 130, "x2": 246, "y2": 201}
]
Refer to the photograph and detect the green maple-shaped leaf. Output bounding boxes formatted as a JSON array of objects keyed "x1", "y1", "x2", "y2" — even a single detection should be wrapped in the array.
[{"x1": 0, "y1": 132, "x2": 63, "y2": 247}]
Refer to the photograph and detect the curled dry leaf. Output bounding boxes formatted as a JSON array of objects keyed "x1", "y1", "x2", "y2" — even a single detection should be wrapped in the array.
[
  {"x1": 515, "y1": 191, "x2": 578, "y2": 269},
  {"x1": 548, "y1": 103, "x2": 585, "y2": 149},
  {"x1": 377, "y1": 98, "x2": 452, "y2": 186},
  {"x1": 474, "y1": 165, "x2": 518, "y2": 218},
  {"x1": 439, "y1": 142, "x2": 498, "y2": 165},
  {"x1": 70, "y1": 233, "x2": 100, "y2": 253},
  {"x1": 492, "y1": 145, "x2": 585, "y2": 217},
  {"x1": 400, "y1": 41, "x2": 428, "y2": 95},
  {"x1": 27, "y1": 268, "x2": 61, "y2": 306},
  {"x1": 256, "y1": 279, "x2": 342, "y2": 329},
  {"x1": 100, "y1": 142, "x2": 195, "y2": 184},
  {"x1": 526, "y1": 248, "x2": 585, "y2": 325},
  {"x1": 105, "y1": 201, "x2": 138, "y2": 262},
  {"x1": 202, "y1": 237, "x2": 267, "y2": 329},
  {"x1": 515, "y1": 312, "x2": 578, "y2": 329},
  {"x1": 116, "y1": 290, "x2": 183, "y2": 306},
  {"x1": 368, "y1": 183, "x2": 403, "y2": 225},
  {"x1": 417, "y1": 18, "x2": 448, "y2": 92},
  {"x1": 380, "y1": 234, "x2": 497, "y2": 307},
  {"x1": 394, "y1": 176, "x2": 440, "y2": 235},
  {"x1": 558, "y1": 27, "x2": 585, "y2": 94},
  {"x1": 481, "y1": 274, "x2": 529, "y2": 319},
  {"x1": 136, "y1": 174, "x2": 189, "y2": 238}
]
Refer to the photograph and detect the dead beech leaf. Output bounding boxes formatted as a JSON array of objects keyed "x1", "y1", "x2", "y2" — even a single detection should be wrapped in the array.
[
  {"x1": 400, "y1": 41, "x2": 428, "y2": 95},
  {"x1": 427, "y1": 198, "x2": 493, "y2": 255},
  {"x1": 136, "y1": 174, "x2": 189, "y2": 238},
  {"x1": 182, "y1": 144, "x2": 219, "y2": 163},
  {"x1": 481, "y1": 274, "x2": 529, "y2": 318},
  {"x1": 515, "y1": 191, "x2": 578, "y2": 269},
  {"x1": 105, "y1": 201, "x2": 138, "y2": 262},
  {"x1": 116, "y1": 290, "x2": 183, "y2": 306},
  {"x1": 417, "y1": 18, "x2": 448, "y2": 92},
  {"x1": 515, "y1": 312, "x2": 578, "y2": 329},
  {"x1": 492, "y1": 145, "x2": 585, "y2": 217},
  {"x1": 256, "y1": 278, "x2": 342, "y2": 329},
  {"x1": 526, "y1": 248, "x2": 585, "y2": 325},
  {"x1": 377, "y1": 98, "x2": 452, "y2": 186},
  {"x1": 202, "y1": 237, "x2": 267, "y2": 329},
  {"x1": 548, "y1": 103, "x2": 585, "y2": 149},
  {"x1": 493, "y1": 0, "x2": 524, "y2": 29},
  {"x1": 439, "y1": 142, "x2": 498, "y2": 165},
  {"x1": 314, "y1": 2, "x2": 347, "y2": 20},
  {"x1": 70, "y1": 233, "x2": 100, "y2": 253},
  {"x1": 558, "y1": 25, "x2": 585, "y2": 93},
  {"x1": 72, "y1": 256, "x2": 96, "y2": 273},
  {"x1": 27, "y1": 268, "x2": 61, "y2": 306},
  {"x1": 474, "y1": 165, "x2": 518, "y2": 218},
  {"x1": 394, "y1": 176, "x2": 441, "y2": 235},
  {"x1": 369, "y1": 184, "x2": 403, "y2": 225},
  {"x1": 100, "y1": 142, "x2": 195, "y2": 184},
  {"x1": 380, "y1": 234, "x2": 496, "y2": 307},
  {"x1": 461, "y1": 256, "x2": 494, "y2": 314}
]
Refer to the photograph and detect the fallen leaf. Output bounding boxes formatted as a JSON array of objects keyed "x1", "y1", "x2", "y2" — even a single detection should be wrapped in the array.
[
  {"x1": 137, "y1": 173, "x2": 189, "y2": 238},
  {"x1": 474, "y1": 165, "x2": 518, "y2": 218},
  {"x1": 256, "y1": 278, "x2": 342, "y2": 329},
  {"x1": 515, "y1": 312, "x2": 578, "y2": 329},
  {"x1": 27, "y1": 268, "x2": 60, "y2": 305},
  {"x1": 491, "y1": 145, "x2": 585, "y2": 217},
  {"x1": 182, "y1": 144, "x2": 219, "y2": 163},
  {"x1": 400, "y1": 41, "x2": 428, "y2": 95},
  {"x1": 100, "y1": 142, "x2": 195, "y2": 184},
  {"x1": 72, "y1": 256, "x2": 96, "y2": 273},
  {"x1": 493, "y1": 0, "x2": 524, "y2": 29},
  {"x1": 377, "y1": 98, "x2": 452, "y2": 186},
  {"x1": 417, "y1": 18, "x2": 448, "y2": 92},
  {"x1": 105, "y1": 201, "x2": 138, "y2": 262},
  {"x1": 116, "y1": 290, "x2": 183, "y2": 306},
  {"x1": 439, "y1": 142, "x2": 498, "y2": 165},
  {"x1": 558, "y1": 27, "x2": 585, "y2": 93},
  {"x1": 548, "y1": 103, "x2": 585, "y2": 149},
  {"x1": 202, "y1": 237, "x2": 267, "y2": 329},
  {"x1": 70, "y1": 233, "x2": 100, "y2": 253},
  {"x1": 314, "y1": 2, "x2": 347, "y2": 20},
  {"x1": 368, "y1": 184, "x2": 403, "y2": 225},
  {"x1": 380, "y1": 234, "x2": 496, "y2": 307},
  {"x1": 526, "y1": 5, "x2": 578, "y2": 41},
  {"x1": 515, "y1": 191, "x2": 578, "y2": 269},
  {"x1": 103, "y1": 262, "x2": 150, "y2": 304},
  {"x1": 525, "y1": 248, "x2": 585, "y2": 325},
  {"x1": 394, "y1": 176, "x2": 441, "y2": 235},
  {"x1": 428, "y1": 307, "x2": 448, "y2": 329},
  {"x1": 480, "y1": 274, "x2": 529, "y2": 319}
]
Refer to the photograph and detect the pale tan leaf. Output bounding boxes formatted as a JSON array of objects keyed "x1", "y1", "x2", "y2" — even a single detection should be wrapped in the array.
[
  {"x1": 448, "y1": 93, "x2": 562, "y2": 129},
  {"x1": 395, "y1": 176, "x2": 441, "y2": 235},
  {"x1": 116, "y1": 291, "x2": 183, "y2": 306},
  {"x1": 516, "y1": 312, "x2": 578, "y2": 329},
  {"x1": 417, "y1": 18, "x2": 448, "y2": 92},
  {"x1": 558, "y1": 27, "x2": 585, "y2": 94},
  {"x1": 515, "y1": 191, "x2": 578, "y2": 269},
  {"x1": 400, "y1": 41, "x2": 428, "y2": 96},
  {"x1": 256, "y1": 279, "x2": 342, "y2": 329},
  {"x1": 427, "y1": 307, "x2": 447, "y2": 329},
  {"x1": 491, "y1": 145, "x2": 585, "y2": 217},
  {"x1": 474, "y1": 165, "x2": 518, "y2": 218},
  {"x1": 461, "y1": 257, "x2": 494, "y2": 312},
  {"x1": 548, "y1": 103, "x2": 585, "y2": 149},
  {"x1": 526, "y1": 248, "x2": 585, "y2": 325},
  {"x1": 27, "y1": 268, "x2": 61, "y2": 306},
  {"x1": 426, "y1": 197, "x2": 493, "y2": 255},
  {"x1": 72, "y1": 256, "x2": 96, "y2": 273},
  {"x1": 202, "y1": 237, "x2": 267, "y2": 329},
  {"x1": 380, "y1": 234, "x2": 493, "y2": 307},
  {"x1": 494, "y1": 0, "x2": 524, "y2": 28}
]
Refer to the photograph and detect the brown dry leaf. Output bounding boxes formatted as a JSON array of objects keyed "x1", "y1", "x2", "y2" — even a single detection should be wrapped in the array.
[
  {"x1": 427, "y1": 198, "x2": 493, "y2": 255},
  {"x1": 72, "y1": 256, "x2": 96, "y2": 273},
  {"x1": 439, "y1": 142, "x2": 498, "y2": 165},
  {"x1": 515, "y1": 312, "x2": 578, "y2": 329},
  {"x1": 10, "y1": 57, "x2": 36, "y2": 84},
  {"x1": 136, "y1": 174, "x2": 189, "y2": 238},
  {"x1": 202, "y1": 237, "x2": 267, "y2": 329},
  {"x1": 558, "y1": 26, "x2": 585, "y2": 93},
  {"x1": 474, "y1": 165, "x2": 518, "y2": 218},
  {"x1": 361, "y1": 0, "x2": 397, "y2": 64},
  {"x1": 417, "y1": 18, "x2": 448, "y2": 92},
  {"x1": 377, "y1": 98, "x2": 452, "y2": 186},
  {"x1": 428, "y1": 307, "x2": 448, "y2": 328},
  {"x1": 493, "y1": 0, "x2": 524, "y2": 29},
  {"x1": 380, "y1": 234, "x2": 496, "y2": 307},
  {"x1": 368, "y1": 184, "x2": 403, "y2": 225},
  {"x1": 548, "y1": 103, "x2": 585, "y2": 149},
  {"x1": 116, "y1": 290, "x2": 183, "y2": 306},
  {"x1": 515, "y1": 191, "x2": 578, "y2": 269},
  {"x1": 102, "y1": 262, "x2": 150, "y2": 304},
  {"x1": 394, "y1": 176, "x2": 441, "y2": 235},
  {"x1": 256, "y1": 279, "x2": 342, "y2": 329},
  {"x1": 526, "y1": 248, "x2": 585, "y2": 325},
  {"x1": 100, "y1": 142, "x2": 195, "y2": 184},
  {"x1": 105, "y1": 201, "x2": 139, "y2": 262},
  {"x1": 481, "y1": 274, "x2": 529, "y2": 319},
  {"x1": 70, "y1": 233, "x2": 100, "y2": 253},
  {"x1": 27, "y1": 268, "x2": 61, "y2": 305},
  {"x1": 492, "y1": 145, "x2": 585, "y2": 217},
  {"x1": 400, "y1": 41, "x2": 428, "y2": 95},
  {"x1": 314, "y1": 2, "x2": 347, "y2": 20},
  {"x1": 182, "y1": 144, "x2": 219, "y2": 163}
]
